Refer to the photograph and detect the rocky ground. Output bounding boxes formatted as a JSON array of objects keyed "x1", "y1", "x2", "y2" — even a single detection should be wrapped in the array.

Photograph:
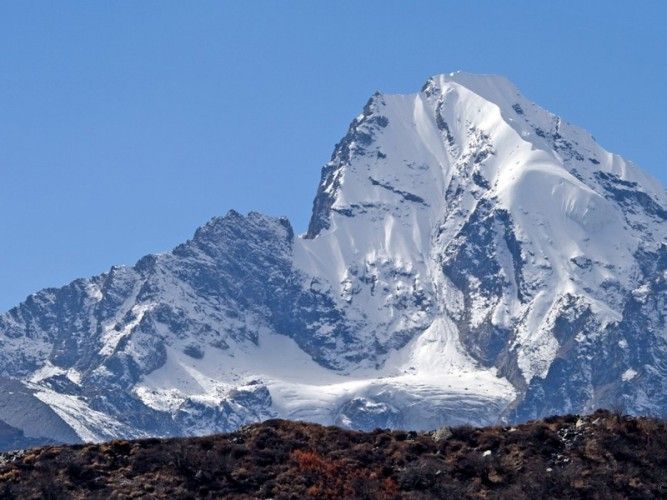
[{"x1": 0, "y1": 410, "x2": 664, "y2": 499}]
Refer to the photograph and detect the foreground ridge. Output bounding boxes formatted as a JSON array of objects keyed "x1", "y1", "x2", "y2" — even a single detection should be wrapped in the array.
[{"x1": 0, "y1": 410, "x2": 664, "y2": 498}]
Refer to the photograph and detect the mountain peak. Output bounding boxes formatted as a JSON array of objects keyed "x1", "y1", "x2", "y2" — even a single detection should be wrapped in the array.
[
  {"x1": 0, "y1": 73, "x2": 665, "y2": 447},
  {"x1": 306, "y1": 72, "x2": 665, "y2": 240},
  {"x1": 425, "y1": 71, "x2": 519, "y2": 98}
]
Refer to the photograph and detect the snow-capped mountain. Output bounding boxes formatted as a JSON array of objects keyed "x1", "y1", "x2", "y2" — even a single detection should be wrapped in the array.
[{"x1": 1, "y1": 72, "x2": 665, "y2": 448}]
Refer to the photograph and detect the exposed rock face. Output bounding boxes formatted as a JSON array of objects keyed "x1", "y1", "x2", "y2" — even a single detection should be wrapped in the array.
[
  {"x1": 0, "y1": 72, "x2": 665, "y2": 444},
  {"x1": 0, "y1": 420, "x2": 55, "y2": 452}
]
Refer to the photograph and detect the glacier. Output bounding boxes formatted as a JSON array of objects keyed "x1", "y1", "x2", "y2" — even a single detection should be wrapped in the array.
[{"x1": 0, "y1": 72, "x2": 665, "y2": 448}]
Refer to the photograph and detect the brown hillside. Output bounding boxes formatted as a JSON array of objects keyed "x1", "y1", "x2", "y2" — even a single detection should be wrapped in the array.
[{"x1": 0, "y1": 410, "x2": 665, "y2": 499}]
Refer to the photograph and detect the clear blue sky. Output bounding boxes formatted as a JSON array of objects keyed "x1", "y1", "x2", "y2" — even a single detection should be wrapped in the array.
[{"x1": 1, "y1": 1, "x2": 666, "y2": 311}]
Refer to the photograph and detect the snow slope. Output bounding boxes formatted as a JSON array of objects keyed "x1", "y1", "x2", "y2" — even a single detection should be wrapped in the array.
[{"x1": 0, "y1": 72, "x2": 665, "y2": 444}]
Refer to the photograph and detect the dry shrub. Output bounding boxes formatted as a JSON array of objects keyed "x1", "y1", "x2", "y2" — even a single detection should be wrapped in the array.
[{"x1": 0, "y1": 411, "x2": 664, "y2": 498}]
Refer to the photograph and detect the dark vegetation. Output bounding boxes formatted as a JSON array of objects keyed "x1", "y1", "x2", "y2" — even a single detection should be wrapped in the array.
[{"x1": 0, "y1": 410, "x2": 664, "y2": 499}]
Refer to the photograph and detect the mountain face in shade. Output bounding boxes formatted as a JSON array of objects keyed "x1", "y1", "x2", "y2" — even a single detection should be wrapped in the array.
[{"x1": 0, "y1": 72, "x2": 665, "y2": 447}]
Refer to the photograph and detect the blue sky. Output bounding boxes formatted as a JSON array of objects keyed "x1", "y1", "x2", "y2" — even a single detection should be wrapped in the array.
[{"x1": 1, "y1": 1, "x2": 665, "y2": 311}]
